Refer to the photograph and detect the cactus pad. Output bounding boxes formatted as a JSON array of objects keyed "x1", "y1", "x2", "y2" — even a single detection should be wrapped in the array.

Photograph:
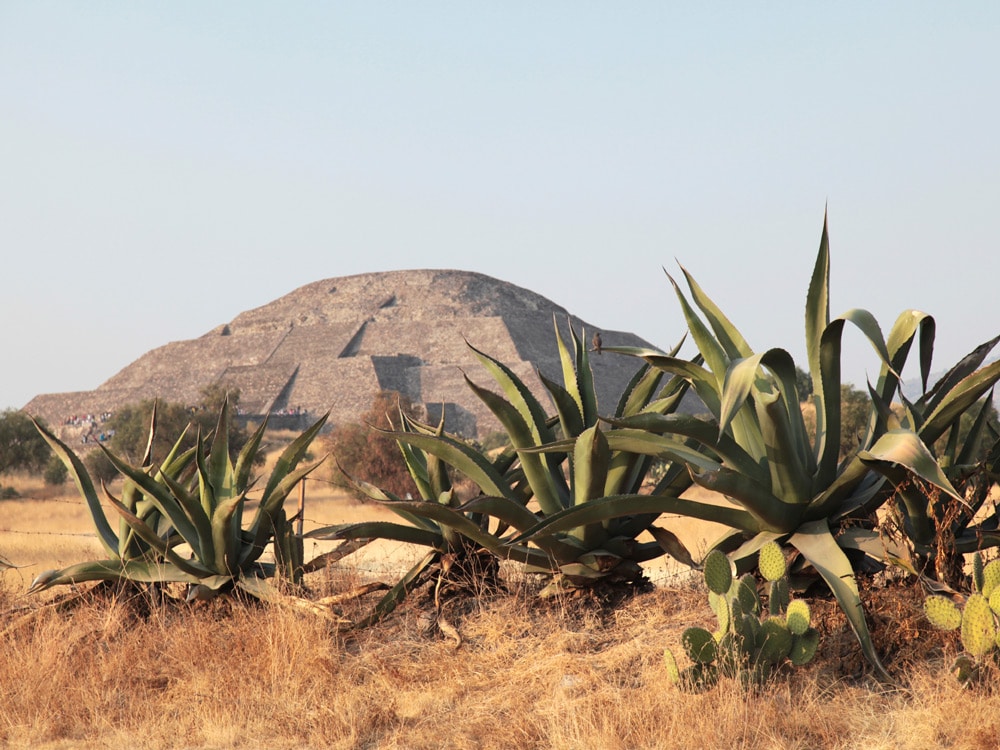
[
  {"x1": 735, "y1": 573, "x2": 761, "y2": 615},
  {"x1": 757, "y1": 618, "x2": 793, "y2": 664},
  {"x1": 769, "y1": 578, "x2": 790, "y2": 617},
  {"x1": 758, "y1": 541, "x2": 786, "y2": 582},
  {"x1": 973, "y1": 552, "x2": 985, "y2": 593},
  {"x1": 785, "y1": 599, "x2": 811, "y2": 636},
  {"x1": 682, "y1": 627, "x2": 718, "y2": 664},
  {"x1": 709, "y1": 590, "x2": 730, "y2": 634},
  {"x1": 990, "y1": 587, "x2": 1000, "y2": 617},
  {"x1": 703, "y1": 550, "x2": 733, "y2": 595},
  {"x1": 664, "y1": 648, "x2": 681, "y2": 684},
  {"x1": 961, "y1": 593, "x2": 997, "y2": 658},
  {"x1": 982, "y1": 559, "x2": 1000, "y2": 599},
  {"x1": 789, "y1": 628, "x2": 820, "y2": 666},
  {"x1": 924, "y1": 595, "x2": 962, "y2": 631}
]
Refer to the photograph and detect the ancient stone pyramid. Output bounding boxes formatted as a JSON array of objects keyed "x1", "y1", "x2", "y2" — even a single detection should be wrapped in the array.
[{"x1": 25, "y1": 270, "x2": 675, "y2": 439}]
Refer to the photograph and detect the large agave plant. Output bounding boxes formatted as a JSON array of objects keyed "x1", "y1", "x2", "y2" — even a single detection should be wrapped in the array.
[
  {"x1": 603, "y1": 214, "x2": 1000, "y2": 676},
  {"x1": 314, "y1": 318, "x2": 701, "y2": 616},
  {"x1": 30, "y1": 399, "x2": 327, "y2": 599}
]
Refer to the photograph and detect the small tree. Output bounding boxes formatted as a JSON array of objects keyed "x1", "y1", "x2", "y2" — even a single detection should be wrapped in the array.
[
  {"x1": 322, "y1": 391, "x2": 422, "y2": 500},
  {"x1": 103, "y1": 387, "x2": 249, "y2": 468},
  {"x1": 0, "y1": 409, "x2": 51, "y2": 475}
]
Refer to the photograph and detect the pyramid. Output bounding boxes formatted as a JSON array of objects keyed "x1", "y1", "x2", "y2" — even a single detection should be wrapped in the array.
[{"x1": 25, "y1": 270, "x2": 681, "y2": 440}]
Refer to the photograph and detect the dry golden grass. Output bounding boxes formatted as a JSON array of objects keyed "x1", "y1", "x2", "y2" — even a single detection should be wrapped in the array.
[
  {"x1": 3, "y1": 473, "x2": 1000, "y2": 749},
  {"x1": 1, "y1": 573, "x2": 999, "y2": 750}
]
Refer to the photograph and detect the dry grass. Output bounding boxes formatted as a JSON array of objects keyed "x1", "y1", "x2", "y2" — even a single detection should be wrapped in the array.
[
  {"x1": 1, "y1": 575, "x2": 998, "y2": 750},
  {"x1": 3, "y1": 475, "x2": 1000, "y2": 748}
]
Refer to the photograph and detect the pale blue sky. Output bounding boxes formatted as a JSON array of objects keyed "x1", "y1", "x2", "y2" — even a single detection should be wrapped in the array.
[{"x1": 2, "y1": 3, "x2": 998, "y2": 411}]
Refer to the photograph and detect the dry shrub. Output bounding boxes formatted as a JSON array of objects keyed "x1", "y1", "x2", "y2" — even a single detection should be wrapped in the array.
[{"x1": 2, "y1": 571, "x2": 1000, "y2": 749}]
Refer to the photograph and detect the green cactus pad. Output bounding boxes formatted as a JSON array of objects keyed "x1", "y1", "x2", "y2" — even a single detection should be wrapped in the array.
[
  {"x1": 989, "y1": 587, "x2": 1000, "y2": 617},
  {"x1": 683, "y1": 663, "x2": 719, "y2": 691},
  {"x1": 973, "y1": 552, "x2": 985, "y2": 594},
  {"x1": 682, "y1": 626, "x2": 718, "y2": 664},
  {"x1": 982, "y1": 559, "x2": 1000, "y2": 598},
  {"x1": 735, "y1": 573, "x2": 761, "y2": 616},
  {"x1": 757, "y1": 618, "x2": 793, "y2": 664},
  {"x1": 703, "y1": 550, "x2": 733, "y2": 595},
  {"x1": 664, "y1": 648, "x2": 681, "y2": 684},
  {"x1": 924, "y1": 595, "x2": 962, "y2": 631},
  {"x1": 785, "y1": 599, "x2": 811, "y2": 636},
  {"x1": 758, "y1": 541, "x2": 786, "y2": 582},
  {"x1": 709, "y1": 590, "x2": 731, "y2": 634},
  {"x1": 769, "y1": 578, "x2": 790, "y2": 617},
  {"x1": 961, "y1": 593, "x2": 997, "y2": 658},
  {"x1": 951, "y1": 654, "x2": 977, "y2": 685},
  {"x1": 789, "y1": 628, "x2": 820, "y2": 666}
]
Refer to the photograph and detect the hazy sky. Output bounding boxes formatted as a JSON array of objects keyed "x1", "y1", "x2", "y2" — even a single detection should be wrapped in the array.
[{"x1": 3, "y1": 3, "x2": 998, "y2": 411}]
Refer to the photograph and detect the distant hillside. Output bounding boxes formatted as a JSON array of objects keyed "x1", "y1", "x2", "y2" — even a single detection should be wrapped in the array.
[{"x1": 25, "y1": 270, "x2": 698, "y2": 441}]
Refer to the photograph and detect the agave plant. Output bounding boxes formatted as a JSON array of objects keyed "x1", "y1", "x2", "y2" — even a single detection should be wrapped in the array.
[
  {"x1": 312, "y1": 317, "x2": 702, "y2": 623},
  {"x1": 602, "y1": 214, "x2": 1000, "y2": 677},
  {"x1": 30, "y1": 399, "x2": 327, "y2": 599}
]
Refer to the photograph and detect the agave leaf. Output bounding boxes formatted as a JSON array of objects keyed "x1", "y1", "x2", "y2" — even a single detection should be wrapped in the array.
[
  {"x1": 31, "y1": 418, "x2": 119, "y2": 557},
  {"x1": 463, "y1": 375, "x2": 566, "y2": 516},
  {"x1": 305, "y1": 520, "x2": 445, "y2": 548},
  {"x1": 919, "y1": 360, "x2": 1000, "y2": 446},
  {"x1": 362, "y1": 498, "x2": 534, "y2": 560},
  {"x1": 604, "y1": 349, "x2": 723, "y2": 419},
  {"x1": 666, "y1": 270, "x2": 729, "y2": 389},
  {"x1": 859, "y1": 430, "x2": 963, "y2": 502},
  {"x1": 507, "y1": 493, "x2": 762, "y2": 543},
  {"x1": 538, "y1": 370, "x2": 585, "y2": 439},
  {"x1": 755, "y1": 387, "x2": 811, "y2": 504},
  {"x1": 101, "y1": 446, "x2": 205, "y2": 557},
  {"x1": 574, "y1": 426, "x2": 610, "y2": 505},
  {"x1": 606, "y1": 413, "x2": 767, "y2": 484},
  {"x1": 956, "y1": 393, "x2": 996, "y2": 467},
  {"x1": 259, "y1": 412, "x2": 329, "y2": 505},
  {"x1": 615, "y1": 362, "x2": 663, "y2": 419},
  {"x1": 789, "y1": 519, "x2": 891, "y2": 681},
  {"x1": 924, "y1": 334, "x2": 1000, "y2": 412},
  {"x1": 873, "y1": 310, "x2": 935, "y2": 411},
  {"x1": 689, "y1": 467, "x2": 802, "y2": 534},
  {"x1": 382, "y1": 429, "x2": 516, "y2": 501},
  {"x1": 678, "y1": 263, "x2": 753, "y2": 361},
  {"x1": 804, "y1": 213, "x2": 831, "y2": 398},
  {"x1": 208, "y1": 397, "x2": 234, "y2": 503},
  {"x1": 157, "y1": 468, "x2": 214, "y2": 564},
  {"x1": 467, "y1": 341, "x2": 554, "y2": 444},
  {"x1": 459, "y1": 495, "x2": 542, "y2": 533},
  {"x1": 28, "y1": 559, "x2": 202, "y2": 593},
  {"x1": 648, "y1": 525, "x2": 698, "y2": 569},
  {"x1": 565, "y1": 319, "x2": 599, "y2": 427},
  {"x1": 103, "y1": 488, "x2": 215, "y2": 579},
  {"x1": 234, "y1": 416, "x2": 269, "y2": 494},
  {"x1": 352, "y1": 551, "x2": 439, "y2": 629},
  {"x1": 253, "y1": 456, "x2": 326, "y2": 521},
  {"x1": 212, "y1": 491, "x2": 248, "y2": 576},
  {"x1": 570, "y1": 426, "x2": 610, "y2": 547}
]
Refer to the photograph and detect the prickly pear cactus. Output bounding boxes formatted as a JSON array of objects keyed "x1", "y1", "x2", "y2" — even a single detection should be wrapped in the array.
[
  {"x1": 758, "y1": 541, "x2": 786, "y2": 582},
  {"x1": 703, "y1": 550, "x2": 733, "y2": 596},
  {"x1": 961, "y1": 594, "x2": 996, "y2": 659},
  {"x1": 923, "y1": 560, "x2": 1000, "y2": 683},
  {"x1": 981, "y1": 559, "x2": 1000, "y2": 598},
  {"x1": 665, "y1": 543, "x2": 817, "y2": 690},
  {"x1": 924, "y1": 595, "x2": 962, "y2": 631}
]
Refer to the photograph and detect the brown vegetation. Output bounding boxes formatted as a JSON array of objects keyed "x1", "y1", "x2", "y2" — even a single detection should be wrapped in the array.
[{"x1": 2, "y1": 474, "x2": 999, "y2": 749}]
